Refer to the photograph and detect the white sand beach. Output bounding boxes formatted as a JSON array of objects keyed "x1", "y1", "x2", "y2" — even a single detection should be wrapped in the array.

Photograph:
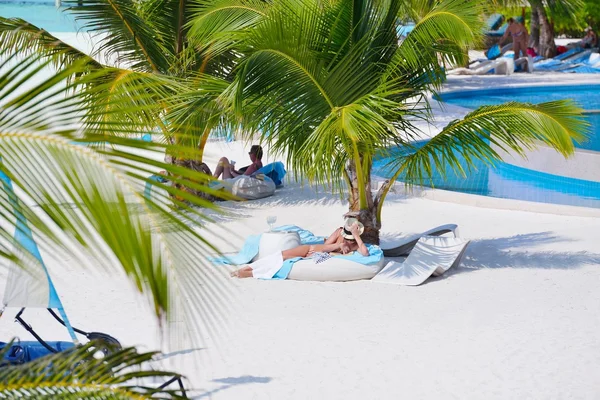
[
  {"x1": 1, "y1": 137, "x2": 599, "y2": 399},
  {"x1": 0, "y1": 32, "x2": 599, "y2": 399}
]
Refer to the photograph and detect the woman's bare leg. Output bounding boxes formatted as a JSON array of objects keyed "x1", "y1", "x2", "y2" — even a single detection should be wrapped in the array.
[
  {"x1": 214, "y1": 157, "x2": 233, "y2": 179},
  {"x1": 282, "y1": 245, "x2": 311, "y2": 260},
  {"x1": 231, "y1": 265, "x2": 253, "y2": 278},
  {"x1": 232, "y1": 244, "x2": 335, "y2": 278}
]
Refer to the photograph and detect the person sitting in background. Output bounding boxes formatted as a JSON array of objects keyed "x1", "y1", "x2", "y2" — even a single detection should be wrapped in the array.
[
  {"x1": 231, "y1": 219, "x2": 369, "y2": 278},
  {"x1": 581, "y1": 27, "x2": 598, "y2": 49},
  {"x1": 499, "y1": 17, "x2": 529, "y2": 59},
  {"x1": 213, "y1": 144, "x2": 263, "y2": 180},
  {"x1": 568, "y1": 27, "x2": 598, "y2": 49}
]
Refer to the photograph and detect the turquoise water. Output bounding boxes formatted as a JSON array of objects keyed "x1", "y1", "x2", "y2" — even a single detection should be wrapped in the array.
[
  {"x1": 373, "y1": 85, "x2": 600, "y2": 209},
  {"x1": 439, "y1": 85, "x2": 600, "y2": 152},
  {"x1": 0, "y1": 1, "x2": 80, "y2": 32}
]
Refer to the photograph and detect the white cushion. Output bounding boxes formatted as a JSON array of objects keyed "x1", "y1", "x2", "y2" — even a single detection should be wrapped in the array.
[
  {"x1": 255, "y1": 232, "x2": 301, "y2": 261},
  {"x1": 287, "y1": 257, "x2": 385, "y2": 282},
  {"x1": 231, "y1": 175, "x2": 276, "y2": 200}
]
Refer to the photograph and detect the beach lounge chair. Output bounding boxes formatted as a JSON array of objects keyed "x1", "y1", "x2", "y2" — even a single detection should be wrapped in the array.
[
  {"x1": 484, "y1": 13, "x2": 504, "y2": 32},
  {"x1": 381, "y1": 223, "x2": 458, "y2": 257},
  {"x1": 373, "y1": 236, "x2": 470, "y2": 286},
  {"x1": 0, "y1": 170, "x2": 187, "y2": 397},
  {"x1": 449, "y1": 57, "x2": 514, "y2": 75},
  {"x1": 514, "y1": 55, "x2": 534, "y2": 72}
]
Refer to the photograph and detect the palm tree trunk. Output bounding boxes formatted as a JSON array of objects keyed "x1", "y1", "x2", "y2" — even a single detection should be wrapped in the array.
[
  {"x1": 175, "y1": 0, "x2": 187, "y2": 55},
  {"x1": 531, "y1": 0, "x2": 556, "y2": 58},
  {"x1": 529, "y1": 5, "x2": 539, "y2": 48},
  {"x1": 165, "y1": 153, "x2": 216, "y2": 202},
  {"x1": 345, "y1": 161, "x2": 380, "y2": 245}
]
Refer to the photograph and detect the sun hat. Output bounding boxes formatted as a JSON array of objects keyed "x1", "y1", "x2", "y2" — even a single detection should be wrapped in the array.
[
  {"x1": 584, "y1": 26, "x2": 591, "y2": 32},
  {"x1": 341, "y1": 218, "x2": 364, "y2": 240}
]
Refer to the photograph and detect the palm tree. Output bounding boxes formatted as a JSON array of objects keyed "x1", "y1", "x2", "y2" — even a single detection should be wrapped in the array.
[
  {"x1": 0, "y1": 51, "x2": 230, "y2": 350},
  {"x1": 0, "y1": 341, "x2": 186, "y2": 398},
  {"x1": 0, "y1": 0, "x2": 246, "y2": 199},
  {"x1": 190, "y1": 0, "x2": 588, "y2": 244}
]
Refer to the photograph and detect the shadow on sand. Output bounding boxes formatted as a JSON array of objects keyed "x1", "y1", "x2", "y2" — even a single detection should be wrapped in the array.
[
  {"x1": 193, "y1": 375, "x2": 273, "y2": 399},
  {"x1": 196, "y1": 183, "x2": 410, "y2": 225},
  {"x1": 426, "y1": 231, "x2": 600, "y2": 283}
]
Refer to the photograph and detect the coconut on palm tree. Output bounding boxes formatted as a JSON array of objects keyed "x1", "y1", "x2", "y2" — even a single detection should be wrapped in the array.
[{"x1": 184, "y1": 0, "x2": 587, "y2": 244}]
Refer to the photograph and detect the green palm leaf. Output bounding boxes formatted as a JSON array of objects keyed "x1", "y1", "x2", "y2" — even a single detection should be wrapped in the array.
[
  {"x1": 0, "y1": 52, "x2": 231, "y2": 347},
  {"x1": 63, "y1": 0, "x2": 170, "y2": 72},
  {"x1": 0, "y1": 341, "x2": 185, "y2": 399},
  {"x1": 0, "y1": 18, "x2": 102, "y2": 72},
  {"x1": 385, "y1": 100, "x2": 589, "y2": 187},
  {"x1": 186, "y1": 0, "x2": 268, "y2": 59},
  {"x1": 391, "y1": 0, "x2": 483, "y2": 89}
]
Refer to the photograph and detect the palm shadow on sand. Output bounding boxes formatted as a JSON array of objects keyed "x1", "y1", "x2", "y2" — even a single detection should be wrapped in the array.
[
  {"x1": 431, "y1": 231, "x2": 600, "y2": 283},
  {"x1": 193, "y1": 375, "x2": 273, "y2": 399},
  {"x1": 198, "y1": 183, "x2": 410, "y2": 224}
]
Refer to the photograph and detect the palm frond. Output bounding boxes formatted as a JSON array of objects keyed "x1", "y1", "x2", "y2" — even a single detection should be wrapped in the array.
[
  {"x1": 391, "y1": 0, "x2": 483, "y2": 88},
  {"x1": 0, "y1": 341, "x2": 184, "y2": 399},
  {"x1": 229, "y1": 0, "x2": 420, "y2": 188},
  {"x1": 186, "y1": 0, "x2": 269, "y2": 59},
  {"x1": 0, "y1": 18, "x2": 102, "y2": 72},
  {"x1": 63, "y1": 0, "x2": 170, "y2": 72},
  {"x1": 385, "y1": 100, "x2": 589, "y2": 186},
  {"x1": 0, "y1": 51, "x2": 232, "y2": 349}
]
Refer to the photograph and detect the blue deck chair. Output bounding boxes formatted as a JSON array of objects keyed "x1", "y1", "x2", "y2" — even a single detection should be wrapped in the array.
[
  {"x1": 485, "y1": 16, "x2": 521, "y2": 38},
  {"x1": 485, "y1": 13, "x2": 503, "y2": 31},
  {"x1": 554, "y1": 47, "x2": 585, "y2": 61}
]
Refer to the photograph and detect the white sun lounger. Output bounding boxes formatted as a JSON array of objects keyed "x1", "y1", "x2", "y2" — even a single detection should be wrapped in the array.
[
  {"x1": 449, "y1": 57, "x2": 514, "y2": 75},
  {"x1": 372, "y1": 236, "x2": 470, "y2": 286},
  {"x1": 514, "y1": 55, "x2": 534, "y2": 73},
  {"x1": 381, "y1": 223, "x2": 458, "y2": 257}
]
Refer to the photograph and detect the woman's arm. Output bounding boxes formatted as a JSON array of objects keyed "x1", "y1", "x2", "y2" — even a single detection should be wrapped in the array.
[
  {"x1": 499, "y1": 29, "x2": 509, "y2": 46},
  {"x1": 243, "y1": 162, "x2": 260, "y2": 175},
  {"x1": 349, "y1": 224, "x2": 369, "y2": 256},
  {"x1": 324, "y1": 228, "x2": 342, "y2": 244}
]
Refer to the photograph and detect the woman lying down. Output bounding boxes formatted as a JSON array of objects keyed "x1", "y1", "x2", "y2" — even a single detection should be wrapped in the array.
[{"x1": 231, "y1": 218, "x2": 370, "y2": 278}]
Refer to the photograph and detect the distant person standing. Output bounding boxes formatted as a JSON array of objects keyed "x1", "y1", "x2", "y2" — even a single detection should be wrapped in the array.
[{"x1": 500, "y1": 18, "x2": 529, "y2": 59}]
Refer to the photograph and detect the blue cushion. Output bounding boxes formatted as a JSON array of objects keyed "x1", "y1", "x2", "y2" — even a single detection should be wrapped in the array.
[
  {"x1": 487, "y1": 44, "x2": 501, "y2": 60},
  {"x1": 254, "y1": 162, "x2": 287, "y2": 187},
  {"x1": 0, "y1": 341, "x2": 75, "y2": 364}
]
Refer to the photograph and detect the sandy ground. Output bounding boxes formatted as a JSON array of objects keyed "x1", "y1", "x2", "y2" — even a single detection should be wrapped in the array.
[
  {"x1": 0, "y1": 33, "x2": 599, "y2": 399},
  {"x1": 1, "y1": 139, "x2": 599, "y2": 399}
]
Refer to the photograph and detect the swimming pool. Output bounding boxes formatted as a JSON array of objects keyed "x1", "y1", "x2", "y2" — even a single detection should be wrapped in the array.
[
  {"x1": 373, "y1": 85, "x2": 600, "y2": 209},
  {"x1": 0, "y1": 0, "x2": 79, "y2": 32},
  {"x1": 439, "y1": 85, "x2": 600, "y2": 152}
]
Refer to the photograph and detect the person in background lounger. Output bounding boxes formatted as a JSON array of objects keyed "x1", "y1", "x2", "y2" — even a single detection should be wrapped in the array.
[
  {"x1": 231, "y1": 218, "x2": 370, "y2": 278},
  {"x1": 500, "y1": 18, "x2": 529, "y2": 60},
  {"x1": 568, "y1": 27, "x2": 598, "y2": 49},
  {"x1": 213, "y1": 144, "x2": 263, "y2": 179},
  {"x1": 581, "y1": 27, "x2": 597, "y2": 49}
]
